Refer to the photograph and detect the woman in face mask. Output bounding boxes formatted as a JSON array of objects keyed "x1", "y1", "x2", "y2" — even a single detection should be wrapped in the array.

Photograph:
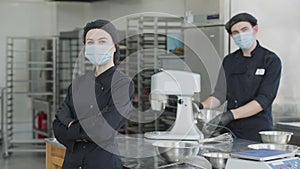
[
  {"x1": 195, "y1": 13, "x2": 282, "y2": 142},
  {"x1": 53, "y1": 19, "x2": 134, "y2": 169},
  {"x1": 83, "y1": 20, "x2": 120, "y2": 75}
]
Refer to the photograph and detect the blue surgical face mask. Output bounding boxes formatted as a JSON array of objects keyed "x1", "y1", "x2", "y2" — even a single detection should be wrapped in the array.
[
  {"x1": 84, "y1": 44, "x2": 113, "y2": 65},
  {"x1": 232, "y1": 30, "x2": 255, "y2": 50}
]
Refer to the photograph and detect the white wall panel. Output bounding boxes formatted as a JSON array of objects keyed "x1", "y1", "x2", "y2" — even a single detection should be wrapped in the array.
[
  {"x1": 0, "y1": 2, "x2": 57, "y2": 87},
  {"x1": 56, "y1": 2, "x2": 89, "y2": 32}
]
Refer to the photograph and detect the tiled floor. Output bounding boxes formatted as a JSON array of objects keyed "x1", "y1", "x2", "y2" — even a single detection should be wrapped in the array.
[{"x1": 0, "y1": 146, "x2": 45, "y2": 169}]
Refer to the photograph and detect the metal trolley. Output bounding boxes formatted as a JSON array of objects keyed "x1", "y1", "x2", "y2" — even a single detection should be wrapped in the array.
[
  {"x1": 2, "y1": 36, "x2": 58, "y2": 158},
  {"x1": 124, "y1": 15, "x2": 184, "y2": 134},
  {"x1": 57, "y1": 29, "x2": 83, "y2": 104}
]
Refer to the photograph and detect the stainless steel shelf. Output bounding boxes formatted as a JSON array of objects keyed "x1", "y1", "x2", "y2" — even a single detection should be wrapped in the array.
[
  {"x1": 10, "y1": 139, "x2": 45, "y2": 144},
  {"x1": 12, "y1": 67, "x2": 54, "y2": 71},
  {"x1": 7, "y1": 148, "x2": 45, "y2": 153},
  {"x1": 14, "y1": 92, "x2": 53, "y2": 96},
  {"x1": 12, "y1": 80, "x2": 53, "y2": 83},
  {"x1": 13, "y1": 61, "x2": 53, "y2": 65}
]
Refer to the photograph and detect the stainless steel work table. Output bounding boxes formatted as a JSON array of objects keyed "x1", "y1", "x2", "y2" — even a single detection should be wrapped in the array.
[{"x1": 46, "y1": 135, "x2": 256, "y2": 169}]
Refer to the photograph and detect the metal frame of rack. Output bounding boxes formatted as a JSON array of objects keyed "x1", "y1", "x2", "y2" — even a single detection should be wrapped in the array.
[
  {"x1": 124, "y1": 15, "x2": 184, "y2": 134},
  {"x1": 57, "y1": 36, "x2": 81, "y2": 104},
  {"x1": 2, "y1": 36, "x2": 58, "y2": 158},
  {"x1": 0, "y1": 87, "x2": 6, "y2": 143}
]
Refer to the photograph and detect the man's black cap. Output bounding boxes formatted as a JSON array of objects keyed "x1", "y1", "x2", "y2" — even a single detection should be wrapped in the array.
[
  {"x1": 83, "y1": 19, "x2": 120, "y2": 65},
  {"x1": 225, "y1": 13, "x2": 258, "y2": 34}
]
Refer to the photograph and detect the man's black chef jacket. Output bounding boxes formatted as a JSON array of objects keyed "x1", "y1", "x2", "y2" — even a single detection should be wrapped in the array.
[
  {"x1": 213, "y1": 41, "x2": 281, "y2": 142},
  {"x1": 53, "y1": 66, "x2": 134, "y2": 169}
]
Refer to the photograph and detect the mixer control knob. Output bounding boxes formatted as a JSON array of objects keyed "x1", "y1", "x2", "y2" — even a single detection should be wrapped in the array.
[{"x1": 178, "y1": 99, "x2": 183, "y2": 104}]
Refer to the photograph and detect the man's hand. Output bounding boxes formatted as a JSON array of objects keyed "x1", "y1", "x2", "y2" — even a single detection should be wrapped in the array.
[{"x1": 203, "y1": 110, "x2": 234, "y2": 134}]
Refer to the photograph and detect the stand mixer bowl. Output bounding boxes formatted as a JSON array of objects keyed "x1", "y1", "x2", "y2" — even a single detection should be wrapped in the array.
[
  {"x1": 194, "y1": 109, "x2": 223, "y2": 123},
  {"x1": 194, "y1": 109, "x2": 223, "y2": 132}
]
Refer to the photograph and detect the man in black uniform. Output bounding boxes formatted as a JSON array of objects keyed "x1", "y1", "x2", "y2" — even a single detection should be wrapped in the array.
[
  {"x1": 52, "y1": 19, "x2": 134, "y2": 169},
  {"x1": 196, "y1": 13, "x2": 282, "y2": 142}
]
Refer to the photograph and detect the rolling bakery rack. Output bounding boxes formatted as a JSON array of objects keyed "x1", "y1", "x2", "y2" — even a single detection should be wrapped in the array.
[
  {"x1": 2, "y1": 36, "x2": 58, "y2": 158},
  {"x1": 124, "y1": 15, "x2": 184, "y2": 134},
  {"x1": 1, "y1": 31, "x2": 86, "y2": 158}
]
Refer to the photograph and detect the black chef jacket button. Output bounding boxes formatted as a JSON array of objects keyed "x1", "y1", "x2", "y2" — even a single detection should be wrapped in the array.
[{"x1": 83, "y1": 145, "x2": 86, "y2": 149}]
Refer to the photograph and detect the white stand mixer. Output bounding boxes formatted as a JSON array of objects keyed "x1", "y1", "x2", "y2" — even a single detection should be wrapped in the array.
[{"x1": 144, "y1": 70, "x2": 204, "y2": 140}]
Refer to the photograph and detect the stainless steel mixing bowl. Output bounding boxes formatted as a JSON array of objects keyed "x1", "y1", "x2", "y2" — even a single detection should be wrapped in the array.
[
  {"x1": 259, "y1": 131, "x2": 293, "y2": 144},
  {"x1": 248, "y1": 143, "x2": 300, "y2": 153},
  {"x1": 202, "y1": 152, "x2": 230, "y2": 169},
  {"x1": 152, "y1": 141, "x2": 201, "y2": 162},
  {"x1": 195, "y1": 109, "x2": 223, "y2": 123}
]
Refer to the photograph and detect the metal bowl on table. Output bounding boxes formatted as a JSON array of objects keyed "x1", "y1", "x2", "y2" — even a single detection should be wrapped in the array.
[
  {"x1": 202, "y1": 152, "x2": 230, "y2": 169},
  {"x1": 259, "y1": 131, "x2": 293, "y2": 144},
  {"x1": 248, "y1": 143, "x2": 300, "y2": 153},
  {"x1": 152, "y1": 141, "x2": 201, "y2": 162}
]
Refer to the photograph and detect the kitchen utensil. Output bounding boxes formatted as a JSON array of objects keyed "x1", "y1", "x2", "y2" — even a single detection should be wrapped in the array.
[
  {"x1": 153, "y1": 141, "x2": 201, "y2": 162},
  {"x1": 248, "y1": 143, "x2": 299, "y2": 153},
  {"x1": 259, "y1": 131, "x2": 293, "y2": 144},
  {"x1": 201, "y1": 141, "x2": 233, "y2": 153},
  {"x1": 198, "y1": 133, "x2": 233, "y2": 144},
  {"x1": 202, "y1": 152, "x2": 230, "y2": 169}
]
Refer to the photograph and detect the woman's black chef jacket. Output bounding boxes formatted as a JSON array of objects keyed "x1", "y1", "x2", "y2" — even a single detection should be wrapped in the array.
[
  {"x1": 213, "y1": 41, "x2": 281, "y2": 142},
  {"x1": 52, "y1": 66, "x2": 134, "y2": 169}
]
